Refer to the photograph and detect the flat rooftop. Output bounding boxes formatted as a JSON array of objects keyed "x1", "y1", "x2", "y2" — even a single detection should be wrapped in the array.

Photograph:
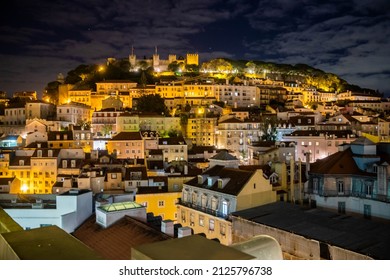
[
  {"x1": 132, "y1": 234, "x2": 255, "y2": 260},
  {"x1": 232, "y1": 202, "x2": 390, "y2": 260},
  {"x1": 1, "y1": 225, "x2": 102, "y2": 260}
]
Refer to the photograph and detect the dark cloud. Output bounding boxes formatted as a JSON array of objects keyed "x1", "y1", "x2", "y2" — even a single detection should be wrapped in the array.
[{"x1": 0, "y1": 0, "x2": 389, "y2": 96}]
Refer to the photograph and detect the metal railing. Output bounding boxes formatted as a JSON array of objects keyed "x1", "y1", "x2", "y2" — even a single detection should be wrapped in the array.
[
  {"x1": 307, "y1": 189, "x2": 390, "y2": 203},
  {"x1": 177, "y1": 199, "x2": 230, "y2": 220}
]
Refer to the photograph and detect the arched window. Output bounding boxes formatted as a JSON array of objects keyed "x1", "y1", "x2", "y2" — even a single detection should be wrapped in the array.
[
  {"x1": 222, "y1": 200, "x2": 229, "y2": 216},
  {"x1": 211, "y1": 196, "x2": 218, "y2": 211},
  {"x1": 201, "y1": 193, "x2": 207, "y2": 208}
]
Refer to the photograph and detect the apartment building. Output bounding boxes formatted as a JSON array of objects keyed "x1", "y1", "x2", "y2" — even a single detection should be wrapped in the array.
[
  {"x1": 216, "y1": 117, "x2": 261, "y2": 159},
  {"x1": 177, "y1": 165, "x2": 276, "y2": 245},
  {"x1": 282, "y1": 130, "x2": 356, "y2": 162},
  {"x1": 57, "y1": 102, "x2": 91, "y2": 125},
  {"x1": 106, "y1": 132, "x2": 144, "y2": 159},
  {"x1": 307, "y1": 137, "x2": 390, "y2": 220}
]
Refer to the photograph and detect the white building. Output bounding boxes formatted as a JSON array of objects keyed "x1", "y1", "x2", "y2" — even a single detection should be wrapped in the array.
[
  {"x1": 57, "y1": 102, "x2": 91, "y2": 125},
  {"x1": 1, "y1": 189, "x2": 93, "y2": 233}
]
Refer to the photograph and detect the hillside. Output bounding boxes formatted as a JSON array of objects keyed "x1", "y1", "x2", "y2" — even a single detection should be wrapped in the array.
[{"x1": 44, "y1": 58, "x2": 380, "y2": 102}]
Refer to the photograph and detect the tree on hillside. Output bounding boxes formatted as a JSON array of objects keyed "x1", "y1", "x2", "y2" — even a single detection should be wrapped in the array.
[
  {"x1": 44, "y1": 81, "x2": 61, "y2": 103},
  {"x1": 137, "y1": 94, "x2": 169, "y2": 116},
  {"x1": 185, "y1": 64, "x2": 199, "y2": 73},
  {"x1": 259, "y1": 115, "x2": 278, "y2": 141},
  {"x1": 201, "y1": 58, "x2": 233, "y2": 72}
]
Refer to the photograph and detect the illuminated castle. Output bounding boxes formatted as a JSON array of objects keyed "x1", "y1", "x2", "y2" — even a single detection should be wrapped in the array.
[{"x1": 129, "y1": 47, "x2": 198, "y2": 72}]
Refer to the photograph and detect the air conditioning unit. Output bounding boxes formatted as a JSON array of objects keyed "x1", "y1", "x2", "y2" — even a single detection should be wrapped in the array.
[{"x1": 32, "y1": 203, "x2": 44, "y2": 209}]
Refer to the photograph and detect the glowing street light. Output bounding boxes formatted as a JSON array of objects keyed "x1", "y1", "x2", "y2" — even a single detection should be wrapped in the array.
[{"x1": 21, "y1": 184, "x2": 28, "y2": 193}]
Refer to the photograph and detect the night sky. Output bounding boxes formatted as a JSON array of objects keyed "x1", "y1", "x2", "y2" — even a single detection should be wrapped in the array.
[{"x1": 1, "y1": 0, "x2": 389, "y2": 97}]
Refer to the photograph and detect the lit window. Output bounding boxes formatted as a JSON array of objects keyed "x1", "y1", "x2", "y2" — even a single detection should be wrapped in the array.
[
  {"x1": 209, "y1": 219, "x2": 215, "y2": 231},
  {"x1": 199, "y1": 215, "x2": 204, "y2": 227}
]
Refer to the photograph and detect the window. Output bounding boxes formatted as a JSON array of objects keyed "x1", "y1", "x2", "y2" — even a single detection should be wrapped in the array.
[
  {"x1": 201, "y1": 194, "x2": 207, "y2": 207},
  {"x1": 158, "y1": 200, "x2": 165, "y2": 207},
  {"x1": 338, "y1": 202, "x2": 346, "y2": 214},
  {"x1": 199, "y1": 215, "x2": 204, "y2": 227},
  {"x1": 337, "y1": 180, "x2": 344, "y2": 194},
  {"x1": 183, "y1": 189, "x2": 189, "y2": 202},
  {"x1": 192, "y1": 192, "x2": 197, "y2": 204},
  {"x1": 209, "y1": 219, "x2": 215, "y2": 231},
  {"x1": 222, "y1": 200, "x2": 229, "y2": 216},
  {"x1": 190, "y1": 213, "x2": 195, "y2": 226},
  {"x1": 111, "y1": 173, "x2": 117, "y2": 179},
  {"x1": 364, "y1": 204, "x2": 371, "y2": 219},
  {"x1": 220, "y1": 223, "x2": 226, "y2": 236},
  {"x1": 181, "y1": 210, "x2": 186, "y2": 223},
  {"x1": 211, "y1": 197, "x2": 218, "y2": 211},
  {"x1": 313, "y1": 178, "x2": 319, "y2": 194},
  {"x1": 365, "y1": 181, "x2": 373, "y2": 196}
]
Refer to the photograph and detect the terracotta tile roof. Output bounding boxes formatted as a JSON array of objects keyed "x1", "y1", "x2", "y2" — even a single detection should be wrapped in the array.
[
  {"x1": 72, "y1": 215, "x2": 171, "y2": 260},
  {"x1": 209, "y1": 150, "x2": 238, "y2": 161},
  {"x1": 111, "y1": 131, "x2": 142, "y2": 141},
  {"x1": 9, "y1": 156, "x2": 31, "y2": 166},
  {"x1": 158, "y1": 136, "x2": 186, "y2": 145},
  {"x1": 310, "y1": 148, "x2": 372, "y2": 176},
  {"x1": 31, "y1": 148, "x2": 61, "y2": 157},
  {"x1": 124, "y1": 166, "x2": 148, "y2": 180},
  {"x1": 218, "y1": 117, "x2": 243, "y2": 124},
  {"x1": 47, "y1": 131, "x2": 74, "y2": 141},
  {"x1": 185, "y1": 165, "x2": 254, "y2": 196}
]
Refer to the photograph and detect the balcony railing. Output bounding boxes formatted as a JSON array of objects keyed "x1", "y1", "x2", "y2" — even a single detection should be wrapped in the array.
[
  {"x1": 177, "y1": 199, "x2": 230, "y2": 220},
  {"x1": 306, "y1": 189, "x2": 390, "y2": 203}
]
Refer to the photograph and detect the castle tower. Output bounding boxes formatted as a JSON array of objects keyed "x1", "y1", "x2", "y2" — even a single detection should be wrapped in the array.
[
  {"x1": 153, "y1": 46, "x2": 160, "y2": 69},
  {"x1": 186, "y1": 53, "x2": 199, "y2": 66},
  {"x1": 168, "y1": 54, "x2": 177, "y2": 64},
  {"x1": 129, "y1": 46, "x2": 136, "y2": 67}
]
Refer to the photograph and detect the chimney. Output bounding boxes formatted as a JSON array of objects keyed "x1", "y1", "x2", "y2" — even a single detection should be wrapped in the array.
[
  {"x1": 161, "y1": 220, "x2": 174, "y2": 237},
  {"x1": 305, "y1": 152, "x2": 311, "y2": 178},
  {"x1": 290, "y1": 158, "x2": 295, "y2": 203},
  {"x1": 178, "y1": 226, "x2": 192, "y2": 238}
]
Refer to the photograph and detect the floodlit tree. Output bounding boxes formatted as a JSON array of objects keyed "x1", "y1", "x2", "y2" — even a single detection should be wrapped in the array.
[
  {"x1": 260, "y1": 116, "x2": 278, "y2": 141},
  {"x1": 137, "y1": 94, "x2": 170, "y2": 116}
]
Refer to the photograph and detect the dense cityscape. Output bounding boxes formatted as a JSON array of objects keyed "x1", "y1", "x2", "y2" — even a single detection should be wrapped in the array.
[{"x1": 0, "y1": 50, "x2": 389, "y2": 260}]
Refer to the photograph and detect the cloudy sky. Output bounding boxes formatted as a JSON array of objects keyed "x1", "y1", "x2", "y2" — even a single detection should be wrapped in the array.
[{"x1": 1, "y1": 0, "x2": 389, "y2": 97}]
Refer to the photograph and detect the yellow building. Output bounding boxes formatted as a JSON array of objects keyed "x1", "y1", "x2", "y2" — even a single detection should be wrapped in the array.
[
  {"x1": 68, "y1": 89, "x2": 92, "y2": 106},
  {"x1": 30, "y1": 149, "x2": 60, "y2": 194},
  {"x1": 155, "y1": 83, "x2": 184, "y2": 112},
  {"x1": 183, "y1": 83, "x2": 216, "y2": 106},
  {"x1": 177, "y1": 166, "x2": 277, "y2": 245},
  {"x1": 116, "y1": 112, "x2": 140, "y2": 133},
  {"x1": 7, "y1": 154, "x2": 31, "y2": 193},
  {"x1": 135, "y1": 191, "x2": 181, "y2": 221},
  {"x1": 186, "y1": 116, "x2": 217, "y2": 146}
]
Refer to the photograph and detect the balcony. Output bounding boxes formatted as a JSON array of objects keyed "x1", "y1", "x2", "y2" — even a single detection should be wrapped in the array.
[
  {"x1": 177, "y1": 199, "x2": 230, "y2": 220},
  {"x1": 306, "y1": 189, "x2": 390, "y2": 203}
]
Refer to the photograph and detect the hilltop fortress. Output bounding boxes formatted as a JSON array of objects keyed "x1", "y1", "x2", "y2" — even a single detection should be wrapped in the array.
[{"x1": 128, "y1": 47, "x2": 199, "y2": 72}]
